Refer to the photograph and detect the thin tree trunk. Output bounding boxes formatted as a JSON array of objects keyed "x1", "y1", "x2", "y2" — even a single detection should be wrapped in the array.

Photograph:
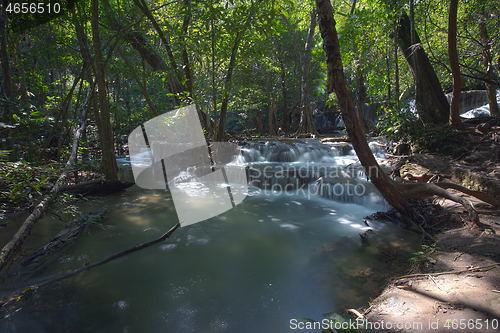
[
  {"x1": 448, "y1": 0, "x2": 463, "y2": 129},
  {"x1": 216, "y1": 29, "x2": 242, "y2": 142},
  {"x1": 15, "y1": 41, "x2": 29, "y2": 105},
  {"x1": 256, "y1": 110, "x2": 263, "y2": 134},
  {"x1": 133, "y1": 0, "x2": 185, "y2": 89},
  {"x1": 394, "y1": 21, "x2": 400, "y2": 109},
  {"x1": 72, "y1": 3, "x2": 104, "y2": 151},
  {"x1": 479, "y1": 18, "x2": 499, "y2": 117},
  {"x1": 91, "y1": 0, "x2": 118, "y2": 180},
  {"x1": 118, "y1": 50, "x2": 159, "y2": 116},
  {"x1": 356, "y1": 63, "x2": 368, "y2": 131},
  {"x1": 278, "y1": 56, "x2": 289, "y2": 133},
  {"x1": 211, "y1": 17, "x2": 217, "y2": 137},
  {"x1": 0, "y1": 8, "x2": 14, "y2": 159}
]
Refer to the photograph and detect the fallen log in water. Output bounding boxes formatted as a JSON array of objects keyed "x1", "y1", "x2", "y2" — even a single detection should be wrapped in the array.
[
  {"x1": 19, "y1": 206, "x2": 108, "y2": 267},
  {"x1": 63, "y1": 180, "x2": 134, "y2": 197}
]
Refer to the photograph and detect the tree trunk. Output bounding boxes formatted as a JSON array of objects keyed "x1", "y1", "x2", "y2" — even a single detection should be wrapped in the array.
[
  {"x1": 316, "y1": 0, "x2": 406, "y2": 210},
  {"x1": 279, "y1": 58, "x2": 289, "y2": 133},
  {"x1": 118, "y1": 50, "x2": 159, "y2": 117},
  {"x1": 268, "y1": 92, "x2": 276, "y2": 135},
  {"x1": 14, "y1": 41, "x2": 29, "y2": 105},
  {"x1": 356, "y1": 63, "x2": 368, "y2": 131},
  {"x1": 91, "y1": 0, "x2": 118, "y2": 180},
  {"x1": 478, "y1": 19, "x2": 499, "y2": 117},
  {"x1": 394, "y1": 21, "x2": 400, "y2": 109},
  {"x1": 397, "y1": 11, "x2": 449, "y2": 124},
  {"x1": 256, "y1": 110, "x2": 263, "y2": 134},
  {"x1": 448, "y1": 0, "x2": 463, "y2": 129},
  {"x1": 0, "y1": 8, "x2": 14, "y2": 159}
]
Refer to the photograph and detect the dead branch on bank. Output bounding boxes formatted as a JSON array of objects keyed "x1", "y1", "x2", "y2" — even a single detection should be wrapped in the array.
[{"x1": 0, "y1": 90, "x2": 91, "y2": 273}]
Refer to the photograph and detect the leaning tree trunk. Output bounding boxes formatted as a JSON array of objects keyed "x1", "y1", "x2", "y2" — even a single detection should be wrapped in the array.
[
  {"x1": 448, "y1": 0, "x2": 463, "y2": 129},
  {"x1": 397, "y1": 11, "x2": 450, "y2": 124},
  {"x1": 315, "y1": 0, "x2": 499, "y2": 225}
]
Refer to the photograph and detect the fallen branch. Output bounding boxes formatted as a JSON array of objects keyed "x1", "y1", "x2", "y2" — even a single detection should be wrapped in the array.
[
  {"x1": 19, "y1": 207, "x2": 108, "y2": 267},
  {"x1": 395, "y1": 262, "x2": 500, "y2": 280},
  {"x1": 33, "y1": 222, "x2": 181, "y2": 289},
  {"x1": 0, "y1": 89, "x2": 91, "y2": 273},
  {"x1": 60, "y1": 178, "x2": 104, "y2": 192}
]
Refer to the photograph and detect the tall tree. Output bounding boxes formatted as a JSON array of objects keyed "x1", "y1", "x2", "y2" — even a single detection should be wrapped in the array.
[
  {"x1": 448, "y1": 0, "x2": 463, "y2": 129},
  {"x1": 478, "y1": 9, "x2": 499, "y2": 117},
  {"x1": 91, "y1": 0, "x2": 118, "y2": 180},
  {"x1": 0, "y1": 5, "x2": 13, "y2": 157}
]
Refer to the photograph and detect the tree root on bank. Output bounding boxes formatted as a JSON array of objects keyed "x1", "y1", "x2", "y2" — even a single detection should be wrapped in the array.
[
  {"x1": 394, "y1": 262, "x2": 500, "y2": 280},
  {"x1": 396, "y1": 181, "x2": 500, "y2": 229}
]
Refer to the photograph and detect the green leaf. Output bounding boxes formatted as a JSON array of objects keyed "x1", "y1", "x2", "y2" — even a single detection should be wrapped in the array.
[
  {"x1": 30, "y1": 111, "x2": 44, "y2": 117},
  {"x1": 13, "y1": 114, "x2": 19, "y2": 122}
]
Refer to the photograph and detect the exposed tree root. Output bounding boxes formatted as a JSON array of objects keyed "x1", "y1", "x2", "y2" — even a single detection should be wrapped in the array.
[
  {"x1": 395, "y1": 262, "x2": 500, "y2": 280},
  {"x1": 395, "y1": 181, "x2": 500, "y2": 228}
]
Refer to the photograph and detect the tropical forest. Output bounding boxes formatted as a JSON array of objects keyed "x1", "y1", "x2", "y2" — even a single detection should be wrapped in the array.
[{"x1": 0, "y1": 0, "x2": 500, "y2": 332}]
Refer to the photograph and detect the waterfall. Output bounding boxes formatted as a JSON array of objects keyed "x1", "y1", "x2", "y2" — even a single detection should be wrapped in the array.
[
  {"x1": 241, "y1": 139, "x2": 389, "y2": 206},
  {"x1": 460, "y1": 89, "x2": 500, "y2": 118}
]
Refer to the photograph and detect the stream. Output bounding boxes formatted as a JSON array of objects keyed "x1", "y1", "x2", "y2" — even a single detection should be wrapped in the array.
[{"x1": 0, "y1": 139, "x2": 420, "y2": 333}]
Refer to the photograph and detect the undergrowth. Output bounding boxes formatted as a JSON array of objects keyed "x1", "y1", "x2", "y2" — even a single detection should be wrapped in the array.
[{"x1": 378, "y1": 106, "x2": 467, "y2": 156}]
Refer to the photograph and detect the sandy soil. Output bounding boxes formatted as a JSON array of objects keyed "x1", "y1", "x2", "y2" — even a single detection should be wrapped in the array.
[
  {"x1": 364, "y1": 207, "x2": 500, "y2": 333},
  {"x1": 360, "y1": 128, "x2": 500, "y2": 333}
]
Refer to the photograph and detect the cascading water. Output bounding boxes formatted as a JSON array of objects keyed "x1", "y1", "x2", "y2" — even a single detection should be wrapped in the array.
[
  {"x1": 460, "y1": 89, "x2": 500, "y2": 118},
  {"x1": 0, "y1": 138, "x2": 418, "y2": 333},
  {"x1": 240, "y1": 139, "x2": 390, "y2": 209}
]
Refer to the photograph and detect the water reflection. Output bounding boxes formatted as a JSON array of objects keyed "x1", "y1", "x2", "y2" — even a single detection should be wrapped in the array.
[
  {"x1": 0, "y1": 187, "x2": 419, "y2": 333},
  {"x1": 1, "y1": 138, "x2": 420, "y2": 333}
]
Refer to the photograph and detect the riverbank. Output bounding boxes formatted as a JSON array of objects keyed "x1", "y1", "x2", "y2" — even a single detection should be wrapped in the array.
[
  {"x1": 359, "y1": 130, "x2": 500, "y2": 333},
  {"x1": 363, "y1": 202, "x2": 500, "y2": 333}
]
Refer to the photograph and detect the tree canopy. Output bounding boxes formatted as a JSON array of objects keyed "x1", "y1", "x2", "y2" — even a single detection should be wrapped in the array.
[{"x1": 0, "y1": 0, "x2": 499, "y2": 166}]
